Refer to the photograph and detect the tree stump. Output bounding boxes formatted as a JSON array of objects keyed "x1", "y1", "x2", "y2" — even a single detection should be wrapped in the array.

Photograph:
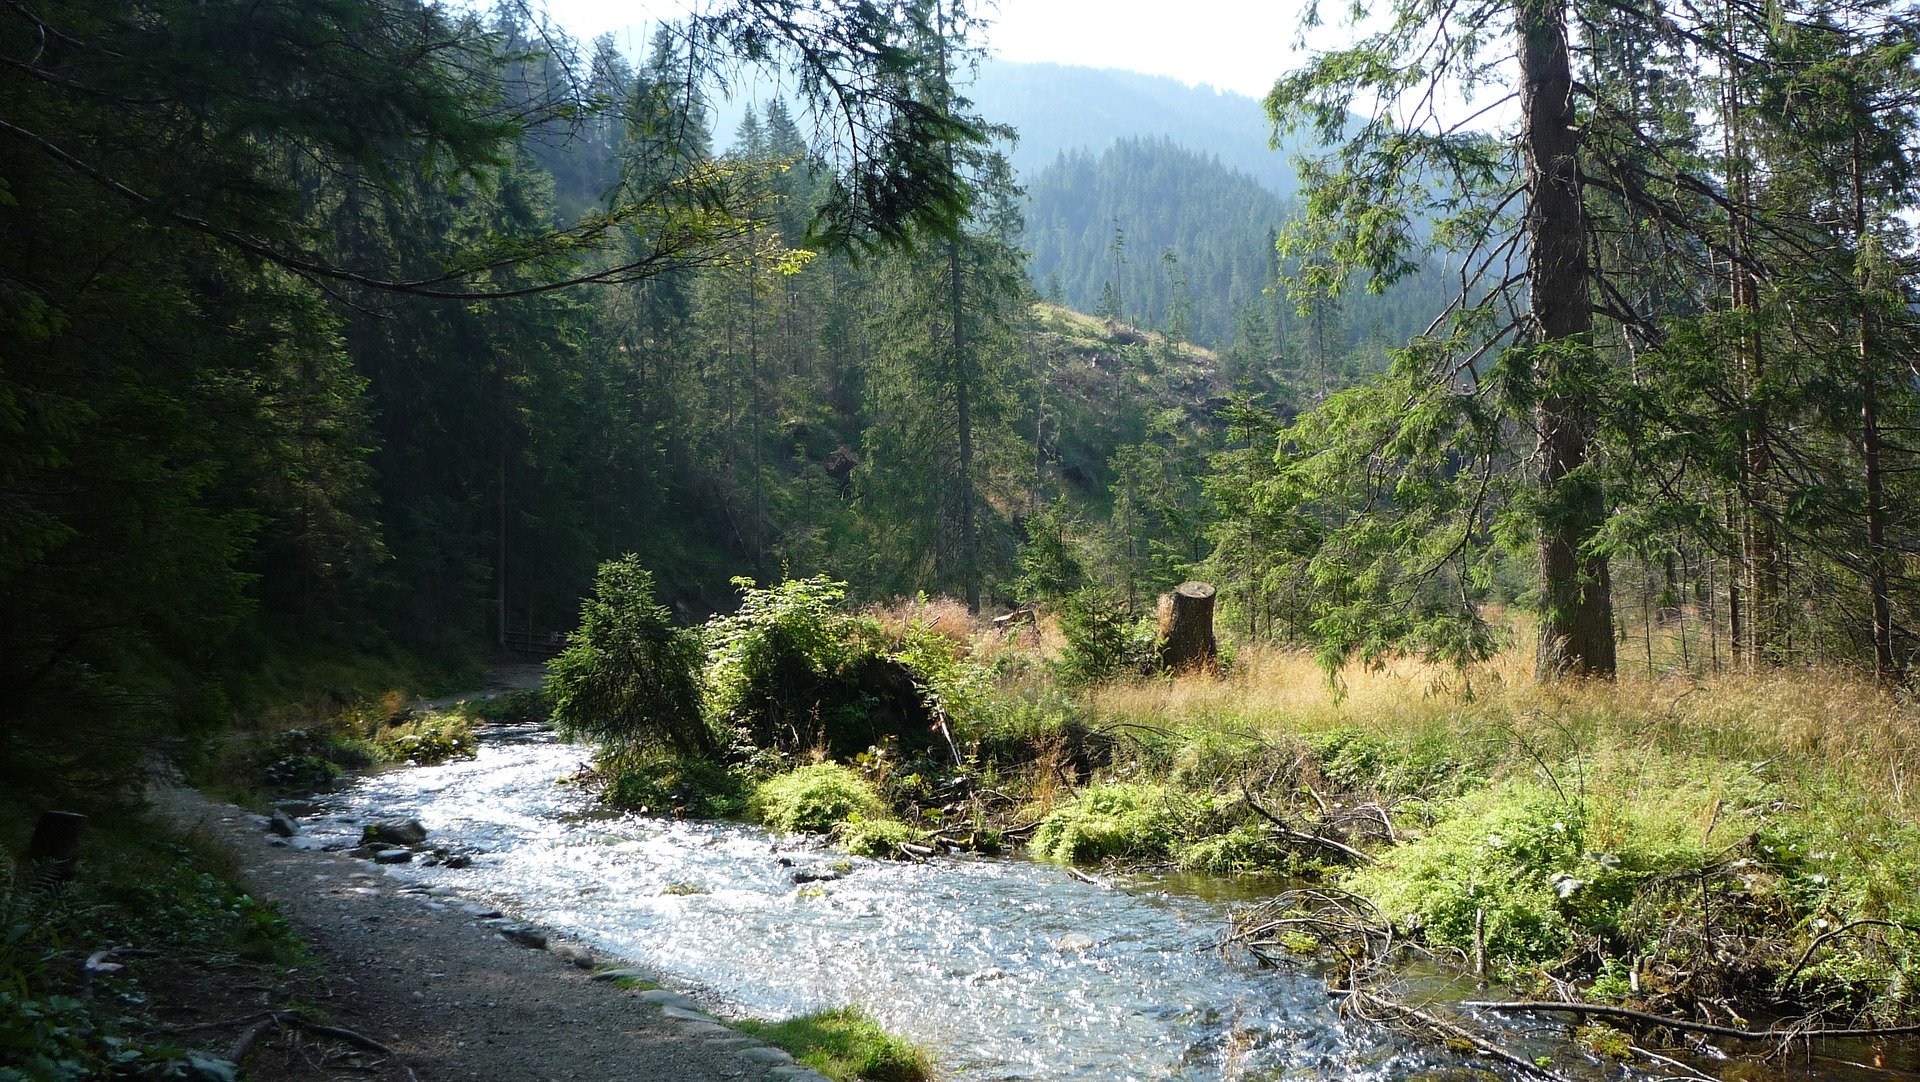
[
  {"x1": 21, "y1": 811, "x2": 88, "y2": 885},
  {"x1": 1157, "y1": 581, "x2": 1219, "y2": 674}
]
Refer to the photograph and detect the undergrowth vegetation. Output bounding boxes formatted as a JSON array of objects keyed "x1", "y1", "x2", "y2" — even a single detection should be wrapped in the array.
[
  {"x1": 0, "y1": 808, "x2": 308, "y2": 1080},
  {"x1": 556, "y1": 557, "x2": 1920, "y2": 1029},
  {"x1": 734, "y1": 1007, "x2": 933, "y2": 1082}
]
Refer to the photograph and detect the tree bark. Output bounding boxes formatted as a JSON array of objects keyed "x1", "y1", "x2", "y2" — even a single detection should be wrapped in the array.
[
  {"x1": 1854, "y1": 135, "x2": 1895, "y2": 681},
  {"x1": 1520, "y1": 0, "x2": 1615, "y2": 680},
  {"x1": 1158, "y1": 581, "x2": 1219, "y2": 674}
]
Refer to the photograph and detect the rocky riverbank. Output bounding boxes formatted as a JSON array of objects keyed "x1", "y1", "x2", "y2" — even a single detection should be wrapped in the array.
[{"x1": 151, "y1": 784, "x2": 836, "y2": 1082}]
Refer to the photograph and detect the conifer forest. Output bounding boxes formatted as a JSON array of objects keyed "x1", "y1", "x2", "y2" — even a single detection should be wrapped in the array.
[{"x1": 14, "y1": 0, "x2": 1920, "y2": 1077}]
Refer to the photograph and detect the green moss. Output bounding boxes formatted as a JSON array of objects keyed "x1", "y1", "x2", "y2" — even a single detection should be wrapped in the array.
[
  {"x1": 752, "y1": 764, "x2": 884, "y2": 834},
  {"x1": 1030, "y1": 783, "x2": 1180, "y2": 865},
  {"x1": 736, "y1": 1007, "x2": 932, "y2": 1082}
]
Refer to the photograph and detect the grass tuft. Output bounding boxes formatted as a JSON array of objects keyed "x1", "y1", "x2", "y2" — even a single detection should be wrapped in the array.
[{"x1": 736, "y1": 1007, "x2": 933, "y2": 1082}]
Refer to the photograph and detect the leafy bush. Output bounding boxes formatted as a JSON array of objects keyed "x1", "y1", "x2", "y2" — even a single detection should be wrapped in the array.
[
  {"x1": 549, "y1": 557, "x2": 714, "y2": 759},
  {"x1": 1346, "y1": 781, "x2": 1711, "y2": 975},
  {"x1": 706, "y1": 577, "x2": 940, "y2": 759},
  {"x1": 603, "y1": 755, "x2": 749, "y2": 819},
  {"x1": 460, "y1": 688, "x2": 550, "y2": 725},
  {"x1": 255, "y1": 727, "x2": 378, "y2": 791},
  {"x1": 1175, "y1": 826, "x2": 1294, "y2": 876},
  {"x1": 1030, "y1": 783, "x2": 1181, "y2": 864},
  {"x1": 0, "y1": 835, "x2": 305, "y2": 1079},
  {"x1": 735, "y1": 1007, "x2": 932, "y2": 1082},
  {"x1": 753, "y1": 764, "x2": 883, "y2": 834},
  {"x1": 375, "y1": 714, "x2": 476, "y2": 765},
  {"x1": 838, "y1": 817, "x2": 919, "y2": 858}
]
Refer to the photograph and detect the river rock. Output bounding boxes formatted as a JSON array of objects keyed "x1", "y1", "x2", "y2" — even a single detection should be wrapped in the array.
[
  {"x1": 589, "y1": 968, "x2": 650, "y2": 983},
  {"x1": 267, "y1": 811, "x2": 300, "y2": 838},
  {"x1": 548, "y1": 940, "x2": 596, "y2": 968},
  {"x1": 737, "y1": 1045, "x2": 794, "y2": 1067},
  {"x1": 362, "y1": 818, "x2": 428, "y2": 846},
  {"x1": 790, "y1": 865, "x2": 846, "y2": 884},
  {"x1": 495, "y1": 923, "x2": 547, "y2": 949},
  {"x1": 636, "y1": 989, "x2": 702, "y2": 1011},
  {"x1": 372, "y1": 848, "x2": 413, "y2": 864},
  {"x1": 1052, "y1": 933, "x2": 1097, "y2": 953},
  {"x1": 442, "y1": 853, "x2": 473, "y2": 869}
]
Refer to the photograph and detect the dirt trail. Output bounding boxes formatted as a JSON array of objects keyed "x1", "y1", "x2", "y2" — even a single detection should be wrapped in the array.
[{"x1": 150, "y1": 715, "x2": 829, "y2": 1082}]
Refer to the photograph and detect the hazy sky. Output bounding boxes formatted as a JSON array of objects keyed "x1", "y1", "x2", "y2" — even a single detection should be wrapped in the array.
[{"x1": 529, "y1": 0, "x2": 1310, "y2": 100}]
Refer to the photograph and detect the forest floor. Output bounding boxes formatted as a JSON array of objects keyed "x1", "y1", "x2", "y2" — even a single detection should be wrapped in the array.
[{"x1": 147, "y1": 772, "x2": 825, "y2": 1082}]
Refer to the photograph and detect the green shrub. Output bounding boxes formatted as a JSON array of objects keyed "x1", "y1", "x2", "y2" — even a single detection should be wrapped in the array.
[
  {"x1": 1346, "y1": 781, "x2": 1711, "y2": 975},
  {"x1": 1176, "y1": 826, "x2": 1294, "y2": 876},
  {"x1": 753, "y1": 765, "x2": 884, "y2": 834},
  {"x1": 839, "y1": 818, "x2": 919, "y2": 858},
  {"x1": 549, "y1": 557, "x2": 714, "y2": 759},
  {"x1": 0, "y1": 831, "x2": 307, "y2": 1079},
  {"x1": 256, "y1": 727, "x2": 378, "y2": 791},
  {"x1": 1030, "y1": 783, "x2": 1181, "y2": 864},
  {"x1": 461, "y1": 687, "x2": 551, "y2": 725},
  {"x1": 705, "y1": 578, "x2": 940, "y2": 759},
  {"x1": 1056, "y1": 590, "x2": 1152, "y2": 685},
  {"x1": 603, "y1": 755, "x2": 749, "y2": 819},
  {"x1": 735, "y1": 1007, "x2": 932, "y2": 1082},
  {"x1": 375, "y1": 714, "x2": 476, "y2": 765}
]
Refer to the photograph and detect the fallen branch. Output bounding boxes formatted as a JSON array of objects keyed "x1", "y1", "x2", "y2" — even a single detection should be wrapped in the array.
[
  {"x1": 190, "y1": 1010, "x2": 417, "y2": 1080},
  {"x1": 1346, "y1": 987, "x2": 1574, "y2": 1082},
  {"x1": 1779, "y1": 919, "x2": 1920, "y2": 988},
  {"x1": 1462, "y1": 1000, "x2": 1920, "y2": 1042},
  {"x1": 1240, "y1": 781, "x2": 1375, "y2": 864}
]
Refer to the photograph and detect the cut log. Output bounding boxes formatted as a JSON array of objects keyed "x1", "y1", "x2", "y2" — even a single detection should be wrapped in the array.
[
  {"x1": 22, "y1": 811, "x2": 88, "y2": 884},
  {"x1": 1157, "y1": 581, "x2": 1219, "y2": 674}
]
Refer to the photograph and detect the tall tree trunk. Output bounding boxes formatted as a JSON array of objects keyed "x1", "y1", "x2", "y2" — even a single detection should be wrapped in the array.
[
  {"x1": 1723, "y1": 8, "x2": 1776, "y2": 666},
  {"x1": 951, "y1": 234, "x2": 979, "y2": 612},
  {"x1": 1855, "y1": 135, "x2": 1895, "y2": 681},
  {"x1": 1520, "y1": 0, "x2": 1616, "y2": 679}
]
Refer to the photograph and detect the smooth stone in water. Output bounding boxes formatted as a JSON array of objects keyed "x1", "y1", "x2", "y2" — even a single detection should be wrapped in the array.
[
  {"x1": 361, "y1": 818, "x2": 428, "y2": 846},
  {"x1": 373, "y1": 848, "x2": 413, "y2": 864},
  {"x1": 267, "y1": 811, "x2": 300, "y2": 838}
]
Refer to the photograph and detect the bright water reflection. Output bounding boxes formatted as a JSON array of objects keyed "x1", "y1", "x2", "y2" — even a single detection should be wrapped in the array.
[{"x1": 302, "y1": 725, "x2": 1624, "y2": 1080}]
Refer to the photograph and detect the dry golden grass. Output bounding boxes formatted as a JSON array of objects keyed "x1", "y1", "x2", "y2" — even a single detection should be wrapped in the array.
[
  {"x1": 1082, "y1": 641, "x2": 1920, "y2": 814},
  {"x1": 867, "y1": 595, "x2": 979, "y2": 651}
]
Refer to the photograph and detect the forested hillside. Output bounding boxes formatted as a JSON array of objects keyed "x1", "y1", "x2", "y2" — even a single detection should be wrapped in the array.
[
  {"x1": 1023, "y1": 137, "x2": 1452, "y2": 357},
  {"x1": 967, "y1": 59, "x2": 1305, "y2": 196},
  {"x1": 14, "y1": 0, "x2": 1920, "y2": 1073}
]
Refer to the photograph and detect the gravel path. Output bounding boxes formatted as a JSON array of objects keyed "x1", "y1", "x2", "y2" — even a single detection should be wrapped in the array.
[{"x1": 152, "y1": 785, "x2": 831, "y2": 1082}]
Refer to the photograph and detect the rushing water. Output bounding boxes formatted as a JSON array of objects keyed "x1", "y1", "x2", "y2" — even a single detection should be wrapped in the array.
[{"x1": 297, "y1": 724, "x2": 1916, "y2": 1082}]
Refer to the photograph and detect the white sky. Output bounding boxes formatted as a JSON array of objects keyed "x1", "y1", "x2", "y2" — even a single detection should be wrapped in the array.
[{"x1": 526, "y1": 0, "x2": 1314, "y2": 100}]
